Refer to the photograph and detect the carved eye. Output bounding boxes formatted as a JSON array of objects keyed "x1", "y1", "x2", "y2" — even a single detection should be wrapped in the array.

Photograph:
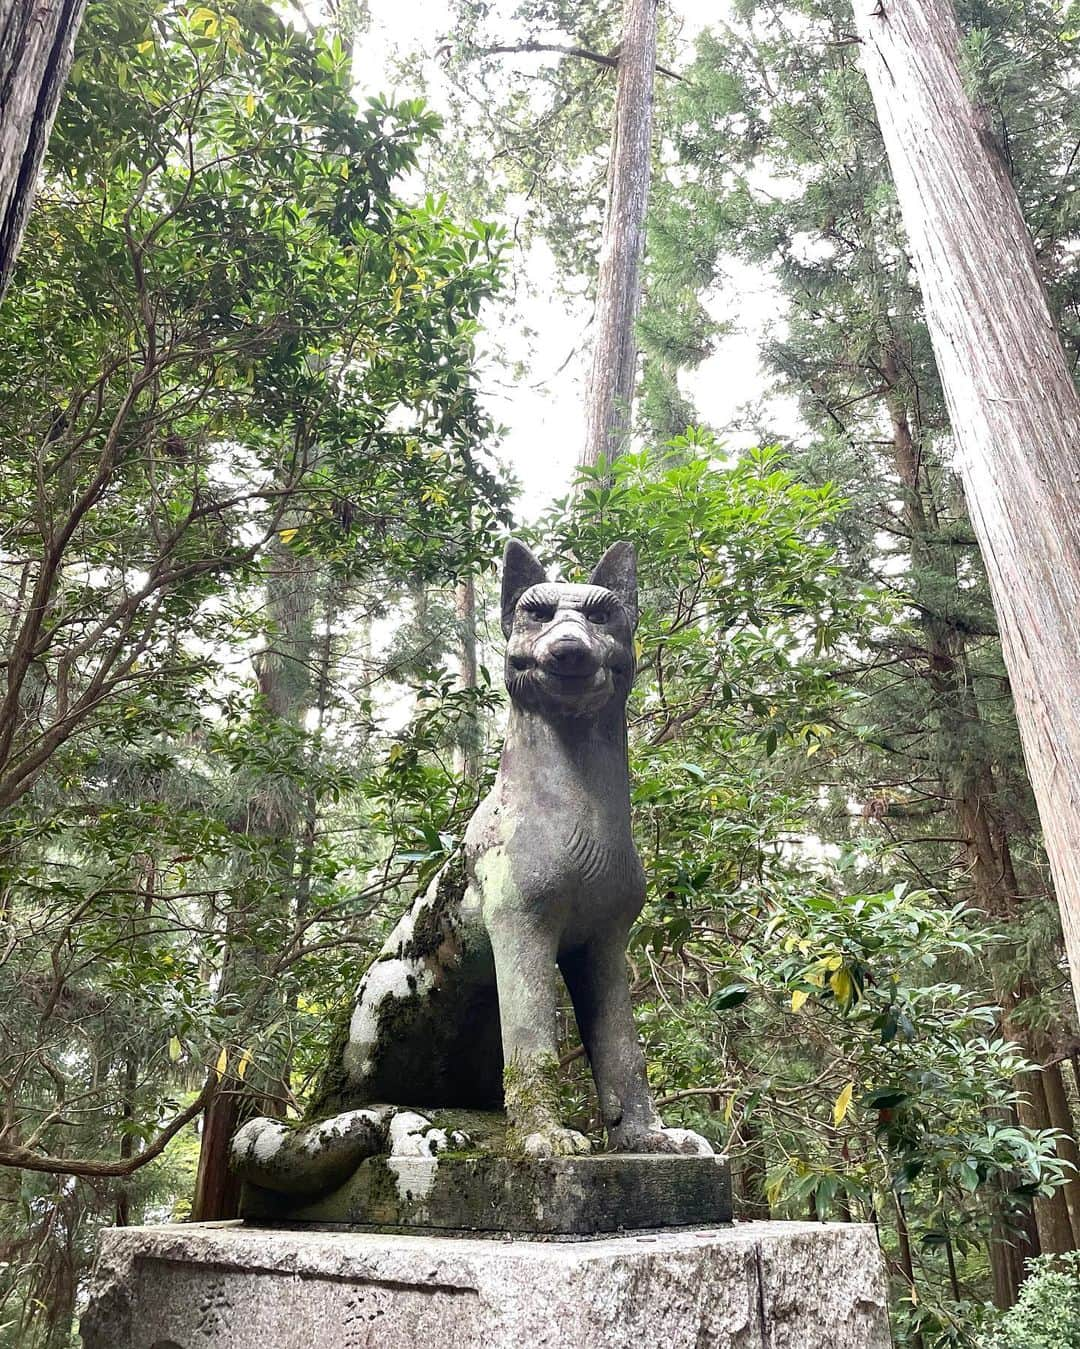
[
  {"x1": 586, "y1": 607, "x2": 610, "y2": 626},
  {"x1": 523, "y1": 602, "x2": 555, "y2": 623}
]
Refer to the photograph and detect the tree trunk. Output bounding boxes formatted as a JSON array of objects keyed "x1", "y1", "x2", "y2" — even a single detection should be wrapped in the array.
[
  {"x1": 190, "y1": 538, "x2": 316, "y2": 1220},
  {"x1": 0, "y1": 0, "x2": 88, "y2": 298},
  {"x1": 894, "y1": 1193, "x2": 924, "y2": 1349},
  {"x1": 1013, "y1": 1060, "x2": 1076, "y2": 1254},
  {"x1": 729, "y1": 1103, "x2": 769, "y2": 1220},
  {"x1": 851, "y1": 0, "x2": 1080, "y2": 1017},
  {"x1": 454, "y1": 575, "x2": 482, "y2": 782},
  {"x1": 989, "y1": 1181, "x2": 1037, "y2": 1309},
  {"x1": 1043, "y1": 1058, "x2": 1080, "y2": 1245},
  {"x1": 579, "y1": 0, "x2": 658, "y2": 467},
  {"x1": 190, "y1": 1079, "x2": 242, "y2": 1221},
  {"x1": 879, "y1": 353, "x2": 1077, "y2": 1277}
]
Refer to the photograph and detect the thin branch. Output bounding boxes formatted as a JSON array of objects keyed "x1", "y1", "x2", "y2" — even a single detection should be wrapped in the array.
[
  {"x1": 468, "y1": 41, "x2": 683, "y2": 82},
  {"x1": 0, "y1": 1078, "x2": 216, "y2": 1178}
]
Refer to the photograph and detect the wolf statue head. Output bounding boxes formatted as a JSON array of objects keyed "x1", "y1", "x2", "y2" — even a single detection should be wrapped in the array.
[{"x1": 499, "y1": 540, "x2": 638, "y2": 718}]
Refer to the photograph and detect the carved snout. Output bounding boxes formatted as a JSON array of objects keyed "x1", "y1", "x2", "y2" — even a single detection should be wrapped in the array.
[{"x1": 537, "y1": 627, "x2": 602, "y2": 679}]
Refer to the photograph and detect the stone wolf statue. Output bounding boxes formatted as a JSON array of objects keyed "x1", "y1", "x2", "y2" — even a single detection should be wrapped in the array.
[{"x1": 232, "y1": 540, "x2": 710, "y2": 1196}]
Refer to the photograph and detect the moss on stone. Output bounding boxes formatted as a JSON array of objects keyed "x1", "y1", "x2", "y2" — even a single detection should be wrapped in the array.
[
  {"x1": 306, "y1": 1000, "x2": 356, "y2": 1119},
  {"x1": 504, "y1": 1050, "x2": 563, "y2": 1153},
  {"x1": 423, "y1": 1108, "x2": 507, "y2": 1154},
  {"x1": 306, "y1": 861, "x2": 465, "y2": 1118},
  {"x1": 406, "y1": 855, "x2": 466, "y2": 960}
]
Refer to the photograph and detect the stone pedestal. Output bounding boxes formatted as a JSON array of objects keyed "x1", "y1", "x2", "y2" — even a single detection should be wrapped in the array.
[
  {"x1": 241, "y1": 1153, "x2": 732, "y2": 1235},
  {"x1": 81, "y1": 1220, "x2": 893, "y2": 1349}
]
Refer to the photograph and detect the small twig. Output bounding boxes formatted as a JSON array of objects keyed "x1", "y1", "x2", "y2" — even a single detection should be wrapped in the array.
[{"x1": 461, "y1": 41, "x2": 683, "y2": 82}]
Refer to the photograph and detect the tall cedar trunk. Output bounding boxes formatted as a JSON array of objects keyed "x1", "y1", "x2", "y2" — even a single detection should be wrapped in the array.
[
  {"x1": 882, "y1": 354, "x2": 1075, "y2": 1275},
  {"x1": 454, "y1": 575, "x2": 481, "y2": 782},
  {"x1": 579, "y1": 0, "x2": 657, "y2": 467},
  {"x1": 1012, "y1": 1059, "x2": 1075, "y2": 1253},
  {"x1": 1043, "y1": 1059, "x2": 1080, "y2": 1244},
  {"x1": 851, "y1": 0, "x2": 1080, "y2": 1017},
  {"x1": 191, "y1": 538, "x2": 316, "y2": 1220},
  {"x1": 988, "y1": 1105, "x2": 1040, "y2": 1312},
  {"x1": 190, "y1": 1076, "x2": 242, "y2": 1221},
  {"x1": 0, "y1": 0, "x2": 88, "y2": 297}
]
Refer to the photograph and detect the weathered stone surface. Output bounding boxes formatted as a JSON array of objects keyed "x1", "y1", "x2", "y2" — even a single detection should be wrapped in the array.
[
  {"x1": 240, "y1": 1152, "x2": 733, "y2": 1235},
  {"x1": 80, "y1": 1219, "x2": 892, "y2": 1349},
  {"x1": 233, "y1": 541, "x2": 715, "y2": 1191}
]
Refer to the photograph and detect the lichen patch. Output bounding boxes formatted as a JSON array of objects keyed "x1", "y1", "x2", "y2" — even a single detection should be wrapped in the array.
[{"x1": 346, "y1": 957, "x2": 433, "y2": 1076}]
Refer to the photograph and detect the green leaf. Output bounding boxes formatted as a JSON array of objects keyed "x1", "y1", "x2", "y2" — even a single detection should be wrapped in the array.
[{"x1": 712, "y1": 983, "x2": 751, "y2": 1010}]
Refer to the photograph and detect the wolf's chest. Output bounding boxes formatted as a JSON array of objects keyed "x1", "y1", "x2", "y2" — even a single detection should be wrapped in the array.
[
  {"x1": 471, "y1": 803, "x2": 644, "y2": 913},
  {"x1": 559, "y1": 818, "x2": 643, "y2": 894}
]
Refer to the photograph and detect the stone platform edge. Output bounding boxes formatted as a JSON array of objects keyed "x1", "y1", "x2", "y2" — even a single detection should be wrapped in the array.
[
  {"x1": 240, "y1": 1150, "x2": 733, "y2": 1235},
  {"x1": 80, "y1": 1219, "x2": 893, "y2": 1349}
]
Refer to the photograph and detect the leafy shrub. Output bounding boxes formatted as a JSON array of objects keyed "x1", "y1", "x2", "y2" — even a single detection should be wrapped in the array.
[{"x1": 981, "y1": 1253, "x2": 1080, "y2": 1349}]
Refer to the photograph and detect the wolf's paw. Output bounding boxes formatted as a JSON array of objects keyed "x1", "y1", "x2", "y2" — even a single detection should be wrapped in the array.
[
  {"x1": 230, "y1": 1107, "x2": 390, "y2": 1195},
  {"x1": 387, "y1": 1109, "x2": 471, "y2": 1157},
  {"x1": 520, "y1": 1125, "x2": 592, "y2": 1158},
  {"x1": 610, "y1": 1126, "x2": 714, "y2": 1156}
]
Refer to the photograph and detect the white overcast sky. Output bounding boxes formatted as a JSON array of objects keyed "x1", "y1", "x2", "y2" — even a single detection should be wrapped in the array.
[{"x1": 350, "y1": 0, "x2": 801, "y2": 515}]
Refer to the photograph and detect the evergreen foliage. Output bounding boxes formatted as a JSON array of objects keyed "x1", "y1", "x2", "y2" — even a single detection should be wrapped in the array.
[
  {"x1": 1, "y1": 0, "x2": 1079, "y2": 1344},
  {"x1": 981, "y1": 1253, "x2": 1080, "y2": 1349}
]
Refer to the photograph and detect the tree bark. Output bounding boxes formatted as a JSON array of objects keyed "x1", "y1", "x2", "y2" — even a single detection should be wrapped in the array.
[
  {"x1": 1013, "y1": 1059, "x2": 1076, "y2": 1254},
  {"x1": 989, "y1": 1143, "x2": 1039, "y2": 1311},
  {"x1": 851, "y1": 0, "x2": 1080, "y2": 1017},
  {"x1": 579, "y1": 0, "x2": 658, "y2": 467},
  {"x1": 879, "y1": 327, "x2": 1080, "y2": 1282},
  {"x1": 190, "y1": 538, "x2": 315, "y2": 1220},
  {"x1": 455, "y1": 575, "x2": 482, "y2": 782},
  {"x1": 893, "y1": 1193, "x2": 924, "y2": 1349},
  {"x1": 1043, "y1": 1058, "x2": 1080, "y2": 1245},
  {"x1": 190, "y1": 1080, "x2": 243, "y2": 1222},
  {"x1": 0, "y1": 0, "x2": 88, "y2": 298}
]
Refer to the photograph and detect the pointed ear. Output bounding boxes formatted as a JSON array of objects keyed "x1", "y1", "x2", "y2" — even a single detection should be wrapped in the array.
[
  {"x1": 501, "y1": 539, "x2": 547, "y2": 637},
  {"x1": 590, "y1": 540, "x2": 638, "y2": 629}
]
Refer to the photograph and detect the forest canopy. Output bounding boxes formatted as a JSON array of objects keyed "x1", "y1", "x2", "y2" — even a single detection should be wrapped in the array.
[{"x1": 1, "y1": 0, "x2": 1079, "y2": 1346}]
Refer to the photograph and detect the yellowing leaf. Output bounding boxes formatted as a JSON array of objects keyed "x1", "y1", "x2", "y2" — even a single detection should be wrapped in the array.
[
  {"x1": 244, "y1": 91, "x2": 255, "y2": 116},
  {"x1": 237, "y1": 1047, "x2": 253, "y2": 1081},
  {"x1": 279, "y1": 528, "x2": 298, "y2": 544},
  {"x1": 191, "y1": 6, "x2": 219, "y2": 33},
  {"x1": 791, "y1": 989, "x2": 808, "y2": 1013},
  {"x1": 723, "y1": 1095, "x2": 735, "y2": 1125},
  {"x1": 830, "y1": 967, "x2": 854, "y2": 1008},
  {"x1": 834, "y1": 1081, "x2": 854, "y2": 1126},
  {"x1": 168, "y1": 1036, "x2": 182, "y2": 1063},
  {"x1": 214, "y1": 1047, "x2": 228, "y2": 1081}
]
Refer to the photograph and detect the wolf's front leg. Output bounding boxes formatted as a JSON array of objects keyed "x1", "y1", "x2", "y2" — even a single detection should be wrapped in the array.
[
  {"x1": 488, "y1": 914, "x2": 591, "y2": 1157},
  {"x1": 562, "y1": 937, "x2": 713, "y2": 1156}
]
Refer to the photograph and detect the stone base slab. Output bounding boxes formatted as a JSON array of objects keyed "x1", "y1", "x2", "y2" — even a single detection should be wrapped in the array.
[
  {"x1": 80, "y1": 1219, "x2": 892, "y2": 1349},
  {"x1": 240, "y1": 1152, "x2": 732, "y2": 1235}
]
